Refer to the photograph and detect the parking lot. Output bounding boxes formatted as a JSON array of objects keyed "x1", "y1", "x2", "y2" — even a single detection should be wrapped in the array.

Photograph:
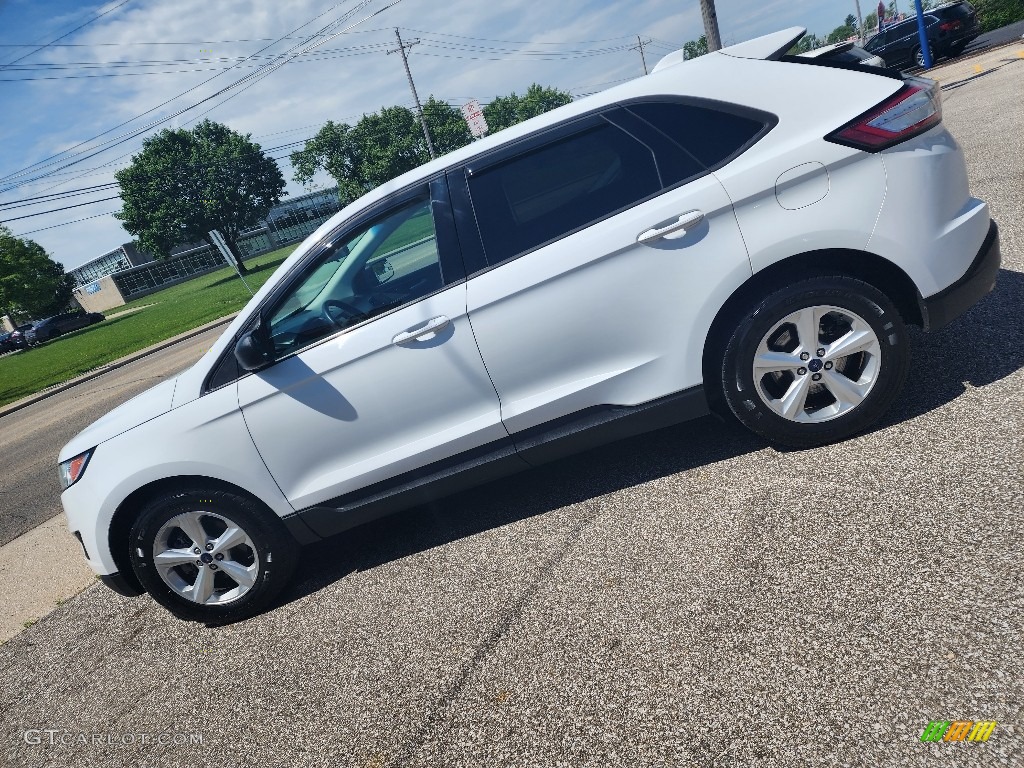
[{"x1": 1, "y1": 46, "x2": 1021, "y2": 767}]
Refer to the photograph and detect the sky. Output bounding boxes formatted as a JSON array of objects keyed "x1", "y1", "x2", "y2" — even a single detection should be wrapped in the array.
[{"x1": 0, "y1": 0, "x2": 860, "y2": 271}]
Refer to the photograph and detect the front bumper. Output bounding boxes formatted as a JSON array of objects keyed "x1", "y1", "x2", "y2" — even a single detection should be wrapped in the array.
[{"x1": 920, "y1": 219, "x2": 1000, "y2": 331}]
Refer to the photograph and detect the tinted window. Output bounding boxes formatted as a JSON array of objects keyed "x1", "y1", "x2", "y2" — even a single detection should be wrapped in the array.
[
  {"x1": 626, "y1": 102, "x2": 766, "y2": 170},
  {"x1": 469, "y1": 122, "x2": 660, "y2": 264}
]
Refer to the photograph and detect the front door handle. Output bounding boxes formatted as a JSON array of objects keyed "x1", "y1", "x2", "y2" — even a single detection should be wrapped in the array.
[
  {"x1": 392, "y1": 315, "x2": 450, "y2": 345},
  {"x1": 637, "y1": 210, "x2": 705, "y2": 243}
]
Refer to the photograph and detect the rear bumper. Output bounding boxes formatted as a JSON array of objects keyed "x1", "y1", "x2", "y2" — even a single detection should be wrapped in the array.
[{"x1": 921, "y1": 219, "x2": 1000, "y2": 331}]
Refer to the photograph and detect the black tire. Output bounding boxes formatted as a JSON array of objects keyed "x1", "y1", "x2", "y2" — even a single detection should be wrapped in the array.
[
  {"x1": 720, "y1": 276, "x2": 909, "y2": 449},
  {"x1": 129, "y1": 487, "x2": 299, "y2": 623},
  {"x1": 914, "y1": 44, "x2": 936, "y2": 67}
]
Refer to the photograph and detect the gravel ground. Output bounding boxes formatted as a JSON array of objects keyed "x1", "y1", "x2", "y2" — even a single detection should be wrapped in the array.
[{"x1": 1, "y1": 50, "x2": 1021, "y2": 767}]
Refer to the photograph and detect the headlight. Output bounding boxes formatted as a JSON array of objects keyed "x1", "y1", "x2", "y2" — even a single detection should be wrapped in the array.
[{"x1": 59, "y1": 449, "x2": 94, "y2": 490}]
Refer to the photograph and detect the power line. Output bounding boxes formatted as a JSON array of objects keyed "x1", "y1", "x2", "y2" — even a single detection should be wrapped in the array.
[
  {"x1": 0, "y1": 0, "x2": 366, "y2": 190},
  {"x1": 14, "y1": 210, "x2": 118, "y2": 237},
  {"x1": 0, "y1": 183, "x2": 119, "y2": 210},
  {"x1": 0, "y1": 196, "x2": 121, "y2": 223},
  {"x1": 0, "y1": 0, "x2": 133, "y2": 70}
]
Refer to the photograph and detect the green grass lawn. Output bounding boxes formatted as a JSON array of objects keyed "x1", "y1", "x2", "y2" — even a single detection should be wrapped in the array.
[{"x1": 0, "y1": 244, "x2": 299, "y2": 408}]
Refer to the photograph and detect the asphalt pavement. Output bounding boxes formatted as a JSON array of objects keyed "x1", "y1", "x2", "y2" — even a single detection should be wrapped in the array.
[{"x1": 0, "y1": 46, "x2": 1021, "y2": 768}]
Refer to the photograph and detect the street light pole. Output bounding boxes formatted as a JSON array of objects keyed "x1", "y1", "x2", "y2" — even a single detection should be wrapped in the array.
[
  {"x1": 700, "y1": 0, "x2": 723, "y2": 52},
  {"x1": 388, "y1": 29, "x2": 437, "y2": 160},
  {"x1": 853, "y1": 0, "x2": 865, "y2": 42}
]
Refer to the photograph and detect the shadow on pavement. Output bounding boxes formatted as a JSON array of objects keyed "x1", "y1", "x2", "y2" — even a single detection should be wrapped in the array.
[{"x1": 260, "y1": 269, "x2": 1024, "y2": 618}]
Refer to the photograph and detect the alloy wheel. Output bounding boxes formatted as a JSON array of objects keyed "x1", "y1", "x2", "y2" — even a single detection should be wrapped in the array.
[
  {"x1": 751, "y1": 304, "x2": 882, "y2": 423},
  {"x1": 152, "y1": 510, "x2": 260, "y2": 605}
]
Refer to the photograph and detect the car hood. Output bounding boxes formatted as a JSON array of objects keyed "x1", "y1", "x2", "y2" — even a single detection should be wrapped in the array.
[{"x1": 58, "y1": 376, "x2": 179, "y2": 463}]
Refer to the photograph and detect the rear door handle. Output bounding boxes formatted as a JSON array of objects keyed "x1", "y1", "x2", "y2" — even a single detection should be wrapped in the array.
[
  {"x1": 637, "y1": 210, "x2": 705, "y2": 243},
  {"x1": 392, "y1": 315, "x2": 450, "y2": 345}
]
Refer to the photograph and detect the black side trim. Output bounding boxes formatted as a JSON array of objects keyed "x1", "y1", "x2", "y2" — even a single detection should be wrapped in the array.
[
  {"x1": 921, "y1": 219, "x2": 1000, "y2": 331},
  {"x1": 297, "y1": 440, "x2": 528, "y2": 539},
  {"x1": 513, "y1": 386, "x2": 709, "y2": 466},
  {"x1": 100, "y1": 571, "x2": 145, "y2": 598},
  {"x1": 293, "y1": 385, "x2": 709, "y2": 539}
]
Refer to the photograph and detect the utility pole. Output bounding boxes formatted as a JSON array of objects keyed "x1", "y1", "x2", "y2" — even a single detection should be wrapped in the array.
[
  {"x1": 699, "y1": 0, "x2": 723, "y2": 52},
  {"x1": 388, "y1": 28, "x2": 436, "y2": 160},
  {"x1": 853, "y1": 0, "x2": 865, "y2": 42},
  {"x1": 634, "y1": 35, "x2": 649, "y2": 74}
]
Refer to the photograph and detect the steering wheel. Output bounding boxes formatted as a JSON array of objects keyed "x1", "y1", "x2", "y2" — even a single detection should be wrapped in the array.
[{"x1": 322, "y1": 299, "x2": 366, "y2": 329}]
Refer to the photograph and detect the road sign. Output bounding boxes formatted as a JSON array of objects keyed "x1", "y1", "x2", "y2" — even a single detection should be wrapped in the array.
[{"x1": 460, "y1": 99, "x2": 489, "y2": 138}]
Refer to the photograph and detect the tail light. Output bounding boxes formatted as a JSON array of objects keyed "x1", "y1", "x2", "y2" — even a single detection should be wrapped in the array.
[
  {"x1": 939, "y1": 20, "x2": 962, "y2": 31},
  {"x1": 825, "y1": 77, "x2": 942, "y2": 152}
]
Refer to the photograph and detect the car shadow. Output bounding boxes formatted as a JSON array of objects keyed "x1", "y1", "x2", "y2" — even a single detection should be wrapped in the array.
[{"x1": 238, "y1": 268, "x2": 1024, "y2": 622}]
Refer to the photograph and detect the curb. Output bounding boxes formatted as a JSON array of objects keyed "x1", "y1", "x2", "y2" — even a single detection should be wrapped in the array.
[{"x1": 0, "y1": 313, "x2": 237, "y2": 419}]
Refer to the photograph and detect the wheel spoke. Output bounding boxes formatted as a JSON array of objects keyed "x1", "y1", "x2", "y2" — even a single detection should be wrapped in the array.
[
  {"x1": 176, "y1": 512, "x2": 208, "y2": 550},
  {"x1": 779, "y1": 374, "x2": 812, "y2": 420},
  {"x1": 153, "y1": 548, "x2": 198, "y2": 568},
  {"x1": 753, "y1": 350, "x2": 802, "y2": 373},
  {"x1": 218, "y1": 559, "x2": 256, "y2": 589},
  {"x1": 821, "y1": 369, "x2": 870, "y2": 409},
  {"x1": 211, "y1": 525, "x2": 246, "y2": 555},
  {"x1": 792, "y1": 307, "x2": 820, "y2": 352},
  {"x1": 824, "y1": 327, "x2": 877, "y2": 362},
  {"x1": 189, "y1": 566, "x2": 215, "y2": 604}
]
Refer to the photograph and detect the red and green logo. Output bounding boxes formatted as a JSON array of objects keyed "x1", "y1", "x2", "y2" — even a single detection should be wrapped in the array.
[{"x1": 921, "y1": 720, "x2": 997, "y2": 742}]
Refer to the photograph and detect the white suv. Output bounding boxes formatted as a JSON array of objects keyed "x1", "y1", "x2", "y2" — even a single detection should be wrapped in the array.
[{"x1": 59, "y1": 28, "x2": 1000, "y2": 622}]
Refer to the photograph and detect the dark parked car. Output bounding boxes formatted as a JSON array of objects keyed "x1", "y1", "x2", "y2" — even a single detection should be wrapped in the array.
[
  {"x1": 5, "y1": 323, "x2": 35, "y2": 351},
  {"x1": 24, "y1": 311, "x2": 104, "y2": 345},
  {"x1": 864, "y1": 2, "x2": 981, "y2": 68}
]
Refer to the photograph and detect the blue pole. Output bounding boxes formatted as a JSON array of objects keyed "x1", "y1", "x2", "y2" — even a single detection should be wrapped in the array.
[{"x1": 913, "y1": 0, "x2": 933, "y2": 67}]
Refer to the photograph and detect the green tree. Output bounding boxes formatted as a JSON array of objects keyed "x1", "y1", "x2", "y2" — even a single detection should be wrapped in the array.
[
  {"x1": 790, "y1": 33, "x2": 823, "y2": 53},
  {"x1": 0, "y1": 226, "x2": 74, "y2": 319},
  {"x1": 845, "y1": 13, "x2": 858, "y2": 27},
  {"x1": 683, "y1": 34, "x2": 709, "y2": 60},
  {"x1": 291, "y1": 97, "x2": 471, "y2": 203},
  {"x1": 826, "y1": 23, "x2": 857, "y2": 44},
  {"x1": 973, "y1": 0, "x2": 1024, "y2": 31},
  {"x1": 864, "y1": 11, "x2": 879, "y2": 31},
  {"x1": 115, "y1": 120, "x2": 285, "y2": 273},
  {"x1": 481, "y1": 84, "x2": 573, "y2": 133}
]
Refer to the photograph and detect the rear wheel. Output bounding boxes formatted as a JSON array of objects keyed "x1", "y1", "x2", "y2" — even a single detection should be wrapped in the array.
[
  {"x1": 720, "y1": 276, "x2": 909, "y2": 449},
  {"x1": 129, "y1": 487, "x2": 298, "y2": 622},
  {"x1": 915, "y1": 43, "x2": 936, "y2": 67}
]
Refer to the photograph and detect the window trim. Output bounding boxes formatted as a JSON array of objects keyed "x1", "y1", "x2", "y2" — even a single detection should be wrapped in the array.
[{"x1": 201, "y1": 174, "x2": 462, "y2": 394}]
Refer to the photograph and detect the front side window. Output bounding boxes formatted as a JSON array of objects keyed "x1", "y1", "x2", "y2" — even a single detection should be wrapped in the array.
[
  {"x1": 468, "y1": 121, "x2": 661, "y2": 264},
  {"x1": 265, "y1": 196, "x2": 442, "y2": 358}
]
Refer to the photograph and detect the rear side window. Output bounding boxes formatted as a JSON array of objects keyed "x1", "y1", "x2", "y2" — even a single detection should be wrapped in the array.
[
  {"x1": 626, "y1": 102, "x2": 766, "y2": 170},
  {"x1": 468, "y1": 122, "x2": 661, "y2": 264}
]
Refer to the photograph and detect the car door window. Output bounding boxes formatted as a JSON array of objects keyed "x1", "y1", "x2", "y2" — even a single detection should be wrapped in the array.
[
  {"x1": 265, "y1": 196, "x2": 442, "y2": 358},
  {"x1": 468, "y1": 121, "x2": 661, "y2": 265},
  {"x1": 625, "y1": 101, "x2": 769, "y2": 171}
]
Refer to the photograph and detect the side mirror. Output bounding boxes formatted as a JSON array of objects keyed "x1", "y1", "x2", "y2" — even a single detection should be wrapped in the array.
[{"x1": 234, "y1": 324, "x2": 274, "y2": 372}]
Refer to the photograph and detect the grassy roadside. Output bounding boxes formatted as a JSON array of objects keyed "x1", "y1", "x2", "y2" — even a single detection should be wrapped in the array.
[{"x1": 0, "y1": 244, "x2": 299, "y2": 408}]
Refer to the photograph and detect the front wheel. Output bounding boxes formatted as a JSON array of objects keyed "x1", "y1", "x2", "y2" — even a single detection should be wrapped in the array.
[
  {"x1": 720, "y1": 276, "x2": 909, "y2": 449},
  {"x1": 129, "y1": 487, "x2": 299, "y2": 622},
  {"x1": 915, "y1": 44, "x2": 936, "y2": 67}
]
